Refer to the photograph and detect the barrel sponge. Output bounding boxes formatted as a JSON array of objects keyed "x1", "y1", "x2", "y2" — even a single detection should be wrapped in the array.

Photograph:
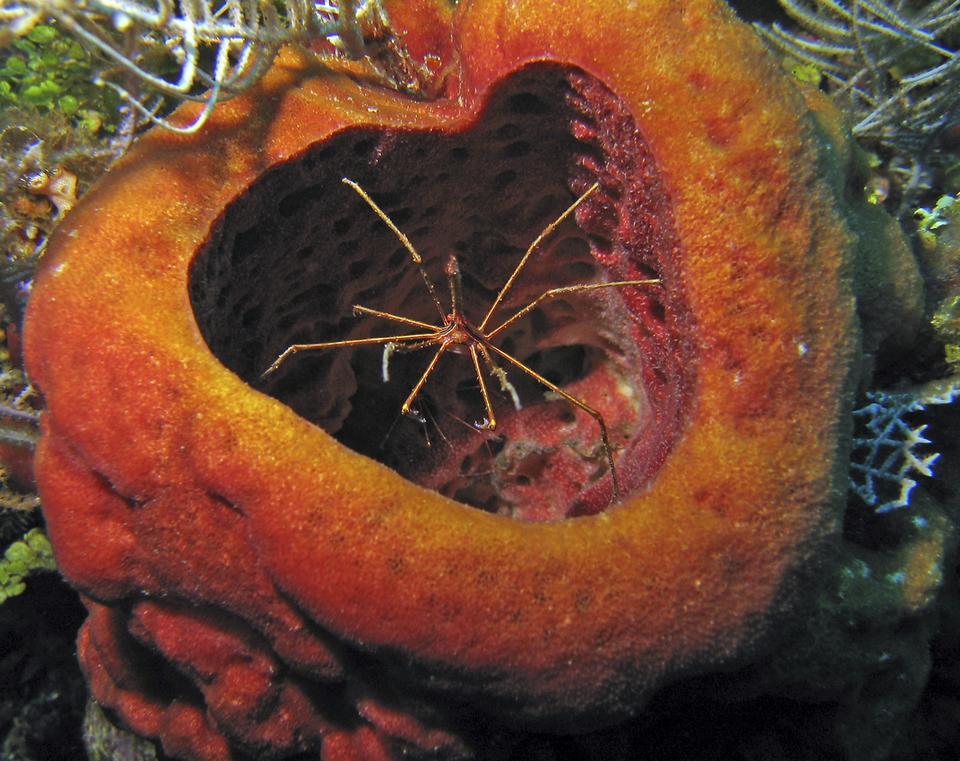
[{"x1": 24, "y1": 0, "x2": 917, "y2": 757}]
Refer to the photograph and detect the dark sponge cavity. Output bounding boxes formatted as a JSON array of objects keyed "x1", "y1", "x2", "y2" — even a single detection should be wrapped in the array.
[{"x1": 190, "y1": 63, "x2": 694, "y2": 520}]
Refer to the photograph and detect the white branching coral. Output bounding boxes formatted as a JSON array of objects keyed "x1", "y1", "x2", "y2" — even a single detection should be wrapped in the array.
[
  {"x1": 757, "y1": 0, "x2": 959, "y2": 142},
  {"x1": 756, "y1": 0, "x2": 960, "y2": 206},
  {"x1": 0, "y1": 0, "x2": 422, "y2": 133},
  {"x1": 850, "y1": 377, "x2": 960, "y2": 512}
]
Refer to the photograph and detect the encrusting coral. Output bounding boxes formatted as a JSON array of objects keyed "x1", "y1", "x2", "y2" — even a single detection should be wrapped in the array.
[
  {"x1": 0, "y1": 527, "x2": 54, "y2": 603},
  {"x1": 22, "y1": 0, "x2": 932, "y2": 758},
  {"x1": 917, "y1": 193, "x2": 960, "y2": 365}
]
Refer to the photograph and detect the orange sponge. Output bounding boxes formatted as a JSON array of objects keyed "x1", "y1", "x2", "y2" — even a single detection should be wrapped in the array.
[{"x1": 25, "y1": 0, "x2": 904, "y2": 756}]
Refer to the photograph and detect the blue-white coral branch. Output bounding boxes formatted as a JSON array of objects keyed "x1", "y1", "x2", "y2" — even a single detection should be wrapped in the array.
[{"x1": 850, "y1": 377, "x2": 960, "y2": 512}]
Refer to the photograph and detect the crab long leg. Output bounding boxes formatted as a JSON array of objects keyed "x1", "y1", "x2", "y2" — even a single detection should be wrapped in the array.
[
  {"x1": 487, "y1": 279, "x2": 660, "y2": 340},
  {"x1": 352, "y1": 304, "x2": 441, "y2": 332},
  {"x1": 390, "y1": 337, "x2": 450, "y2": 353},
  {"x1": 482, "y1": 340, "x2": 621, "y2": 500},
  {"x1": 342, "y1": 177, "x2": 447, "y2": 320},
  {"x1": 469, "y1": 344, "x2": 497, "y2": 430},
  {"x1": 262, "y1": 331, "x2": 440, "y2": 378},
  {"x1": 401, "y1": 343, "x2": 450, "y2": 419},
  {"x1": 478, "y1": 182, "x2": 599, "y2": 331}
]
